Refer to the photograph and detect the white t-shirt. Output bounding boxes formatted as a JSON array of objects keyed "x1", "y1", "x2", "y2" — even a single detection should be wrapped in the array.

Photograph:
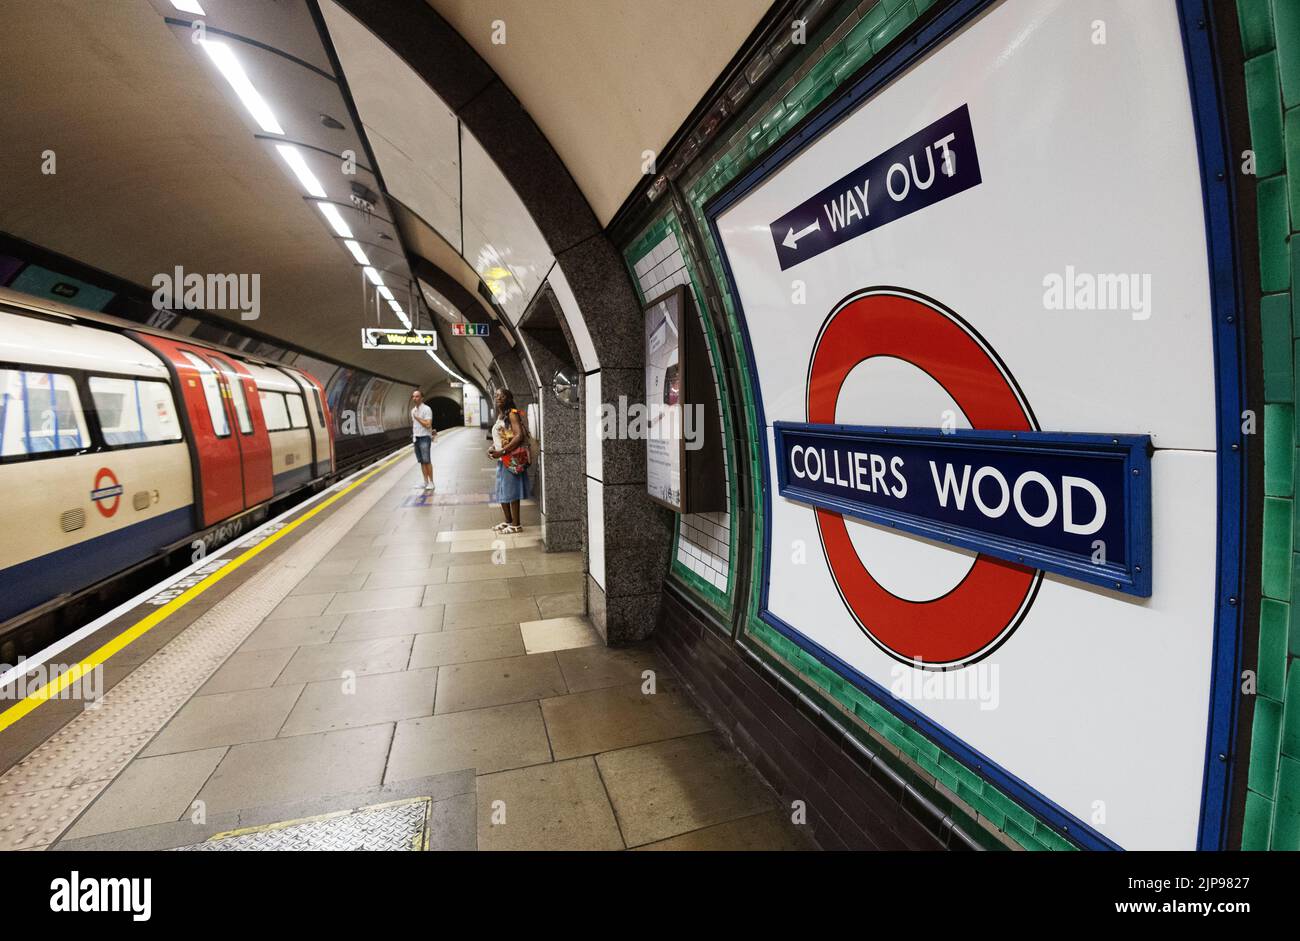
[
  {"x1": 491, "y1": 417, "x2": 506, "y2": 451},
  {"x1": 411, "y1": 404, "x2": 433, "y2": 438}
]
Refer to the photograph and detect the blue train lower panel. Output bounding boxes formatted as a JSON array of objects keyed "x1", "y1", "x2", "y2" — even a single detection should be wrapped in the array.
[
  {"x1": 273, "y1": 465, "x2": 313, "y2": 494},
  {"x1": 0, "y1": 507, "x2": 194, "y2": 624}
]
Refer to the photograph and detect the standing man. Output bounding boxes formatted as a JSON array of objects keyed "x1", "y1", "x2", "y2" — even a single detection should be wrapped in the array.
[{"x1": 411, "y1": 390, "x2": 436, "y2": 491}]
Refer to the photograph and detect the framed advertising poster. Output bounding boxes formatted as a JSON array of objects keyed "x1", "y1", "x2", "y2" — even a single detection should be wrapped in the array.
[
  {"x1": 643, "y1": 286, "x2": 724, "y2": 514},
  {"x1": 645, "y1": 287, "x2": 684, "y2": 510}
]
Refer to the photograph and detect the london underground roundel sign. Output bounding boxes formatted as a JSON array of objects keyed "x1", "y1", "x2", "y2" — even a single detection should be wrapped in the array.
[{"x1": 806, "y1": 288, "x2": 1041, "y2": 669}]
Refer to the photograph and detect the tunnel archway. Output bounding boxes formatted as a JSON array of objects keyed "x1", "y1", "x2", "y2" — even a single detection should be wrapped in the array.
[{"x1": 427, "y1": 395, "x2": 462, "y2": 431}]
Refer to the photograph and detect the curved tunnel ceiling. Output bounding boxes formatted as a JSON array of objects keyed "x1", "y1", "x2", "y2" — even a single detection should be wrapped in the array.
[
  {"x1": 427, "y1": 0, "x2": 774, "y2": 225},
  {"x1": 0, "y1": 0, "x2": 778, "y2": 397},
  {"x1": 0, "y1": 0, "x2": 454, "y2": 389}
]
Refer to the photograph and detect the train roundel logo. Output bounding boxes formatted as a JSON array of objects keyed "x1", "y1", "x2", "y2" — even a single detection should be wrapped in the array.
[
  {"x1": 91, "y1": 467, "x2": 124, "y2": 518},
  {"x1": 806, "y1": 288, "x2": 1042, "y2": 670}
]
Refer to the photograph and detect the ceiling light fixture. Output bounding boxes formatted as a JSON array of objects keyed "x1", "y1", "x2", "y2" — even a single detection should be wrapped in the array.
[
  {"x1": 198, "y1": 40, "x2": 284, "y2": 135},
  {"x1": 343, "y1": 239, "x2": 369, "y2": 265},
  {"x1": 426, "y1": 350, "x2": 468, "y2": 385},
  {"x1": 170, "y1": 0, "x2": 206, "y2": 14},
  {"x1": 363, "y1": 266, "x2": 384, "y2": 287},
  {"x1": 319, "y1": 203, "x2": 353, "y2": 239},
  {"x1": 276, "y1": 144, "x2": 326, "y2": 198},
  {"x1": 377, "y1": 285, "x2": 394, "y2": 300}
]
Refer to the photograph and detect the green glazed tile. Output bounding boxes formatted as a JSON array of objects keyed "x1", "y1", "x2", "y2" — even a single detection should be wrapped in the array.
[
  {"x1": 1032, "y1": 821, "x2": 1077, "y2": 852},
  {"x1": 834, "y1": 34, "x2": 880, "y2": 84},
  {"x1": 1291, "y1": 241, "x2": 1300, "y2": 333},
  {"x1": 1262, "y1": 498, "x2": 1293, "y2": 598},
  {"x1": 1003, "y1": 818, "x2": 1045, "y2": 851},
  {"x1": 982, "y1": 787, "x2": 1036, "y2": 832},
  {"x1": 1289, "y1": 553, "x2": 1300, "y2": 623},
  {"x1": 1239, "y1": 0, "x2": 1276, "y2": 56},
  {"x1": 1272, "y1": 755, "x2": 1300, "y2": 849},
  {"x1": 846, "y1": 3, "x2": 890, "y2": 51},
  {"x1": 1241, "y1": 788, "x2": 1274, "y2": 849},
  {"x1": 1264, "y1": 295, "x2": 1292, "y2": 400},
  {"x1": 1281, "y1": 664, "x2": 1300, "y2": 757},
  {"x1": 1288, "y1": 109, "x2": 1300, "y2": 225},
  {"x1": 1259, "y1": 599, "x2": 1290, "y2": 700},
  {"x1": 1248, "y1": 695, "x2": 1283, "y2": 797},
  {"x1": 1260, "y1": 175, "x2": 1292, "y2": 293},
  {"x1": 871, "y1": 1, "x2": 917, "y2": 53},
  {"x1": 1265, "y1": 405, "x2": 1294, "y2": 495},
  {"x1": 1275, "y1": 0, "x2": 1300, "y2": 108},
  {"x1": 1246, "y1": 53, "x2": 1285, "y2": 178},
  {"x1": 957, "y1": 782, "x2": 1005, "y2": 829}
]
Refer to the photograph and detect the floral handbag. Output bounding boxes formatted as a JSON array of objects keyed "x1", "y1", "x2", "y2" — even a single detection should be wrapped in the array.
[{"x1": 500, "y1": 410, "x2": 532, "y2": 475}]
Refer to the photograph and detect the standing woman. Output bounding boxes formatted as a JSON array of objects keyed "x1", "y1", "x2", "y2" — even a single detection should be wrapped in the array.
[{"x1": 488, "y1": 388, "x2": 529, "y2": 533}]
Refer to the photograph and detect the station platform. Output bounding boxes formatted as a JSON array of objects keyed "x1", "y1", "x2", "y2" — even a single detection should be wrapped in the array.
[{"x1": 0, "y1": 427, "x2": 810, "y2": 852}]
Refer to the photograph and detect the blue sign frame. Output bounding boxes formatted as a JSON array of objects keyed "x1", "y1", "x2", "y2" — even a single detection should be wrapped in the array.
[
  {"x1": 703, "y1": 0, "x2": 1246, "y2": 851},
  {"x1": 774, "y1": 422, "x2": 1153, "y2": 597}
]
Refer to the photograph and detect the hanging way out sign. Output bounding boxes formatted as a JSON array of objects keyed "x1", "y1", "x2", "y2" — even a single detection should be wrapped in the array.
[{"x1": 769, "y1": 104, "x2": 982, "y2": 270}]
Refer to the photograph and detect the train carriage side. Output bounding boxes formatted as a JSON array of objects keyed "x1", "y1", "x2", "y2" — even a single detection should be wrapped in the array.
[
  {"x1": 126, "y1": 332, "x2": 273, "y2": 527},
  {"x1": 0, "y1": 309, "x2": 194, "y2": 624},
  {"x1": 280, "y1": 365, "x2": 333, "y2": 478},
  {"x1": 243, "y1": 362, "x2": 314, "y2": 495}
]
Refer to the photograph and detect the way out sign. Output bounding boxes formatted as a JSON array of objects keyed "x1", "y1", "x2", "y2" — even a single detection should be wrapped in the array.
[
  {"x1": 775, "y1": 422, "x2": 1152, "y2": 597},
  {"x1": 769, "y1": 105, "x2": 981, "y2": 269},
  {"x1": 361, "y1": 328, "x2": 438, "y2": 350}
]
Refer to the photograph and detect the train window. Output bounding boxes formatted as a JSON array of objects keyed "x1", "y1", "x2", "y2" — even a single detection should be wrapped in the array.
[
  {"x1": 210, "y1": 360, "x2": 253, "y2": 434},
  {"x1": 310, "y1": 384, "x2": 327, "y2": 423},
  {"x1": 286, "y1": 393, "x2": 309, "y2": 429},
  {"x1": 179, "y1": 352, "x2": 230, "y2": 437},
  {"x1": 88, "y1": 376, "x2": 183, "y2": 447},
  {"x1": 0, "y1": 369, "x2": 89, "y2": 458},
  {"x1": 259, "y1": 389, "x2": 290, "y2": 431}
]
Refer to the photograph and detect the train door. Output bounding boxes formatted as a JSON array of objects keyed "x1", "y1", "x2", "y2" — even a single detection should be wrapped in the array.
[
  {"x1": 206, "y1": 352, "x2": 273, "y2": 506},
  {"x1": 127, "y1": 333, "x2": 242, "y2": 527},
  {"x1": 283, "y1": 367, "x2": 332, "y2": 477}
]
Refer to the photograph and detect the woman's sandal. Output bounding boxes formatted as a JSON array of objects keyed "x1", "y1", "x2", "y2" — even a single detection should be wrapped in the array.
[
  {"x1": 491, "y1": 521, "x2": 512, "y2": 532},
  {"x1": 501, "y1": 525, "x2": 522, "y2": 534}
]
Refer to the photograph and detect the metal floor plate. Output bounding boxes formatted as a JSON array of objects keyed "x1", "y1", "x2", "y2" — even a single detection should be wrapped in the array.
[{"x1": 174, "y1": 798, "x2": 432, "y2": 851}]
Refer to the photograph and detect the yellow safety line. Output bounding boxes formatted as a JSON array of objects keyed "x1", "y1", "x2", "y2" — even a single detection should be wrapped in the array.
[{"x1": 0, "y1": 451, "x2": 406, "y2": 734}]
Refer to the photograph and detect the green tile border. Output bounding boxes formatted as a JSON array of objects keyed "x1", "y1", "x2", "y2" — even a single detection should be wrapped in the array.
[
  {"x1": 622, "y1": 211, "x2": 740, "y2": 621},
  {"x1": 618, "y1": 0, "x2": 1297, "y2": 852},
  {"x1": 1237, "y1": 0, "x2": 1298, "y2": 851},
  {"x1": 673, "y1": 0, "x2": 1052, "y2": 850}
]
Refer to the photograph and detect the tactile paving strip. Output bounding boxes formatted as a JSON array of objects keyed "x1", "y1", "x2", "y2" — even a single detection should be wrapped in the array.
[
  {"x1": 0, "y1": 456, "x2": 412, "y2": 851},
  {"x1": 174, "y1": 799, "x2": 431, "y2": 851}
]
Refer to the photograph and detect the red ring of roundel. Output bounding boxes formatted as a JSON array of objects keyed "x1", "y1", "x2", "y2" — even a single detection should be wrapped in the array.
[{"x1": 805, "y1": 288, "x2": 1040, "y2": 669}]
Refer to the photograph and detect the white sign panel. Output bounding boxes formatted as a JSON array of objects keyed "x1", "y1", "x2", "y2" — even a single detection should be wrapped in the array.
[
  {"x1": 713, "y1": 0, "x2": 1218, "y2": 849},
  {"x1": 645, "y1": 290, "x2": 684, "y2": 511}
]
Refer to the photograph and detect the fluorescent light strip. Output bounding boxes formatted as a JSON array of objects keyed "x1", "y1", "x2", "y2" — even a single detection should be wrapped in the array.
[
  {"x1": 319, "y1": 203, "x2": 353, "y2": 239},
  {"x1": 276, "y1": 144, "x2": 326, "y2": 198},
  {"x1": 344, "y1": 239, "x2": 370, "y2": 265},
  {"x1": 199, "y1": 40, "x2": 284, "y2": 135},
  {"x1": 426, "y1": 349, "x2": 468, "y2": 384},
  {"x1": 363, "y1": 266, "x2": 384, "y2": 287},
  {"x1": 376, "y1": 285, "x2": 394, "y2": 300},
  {"x1": 170, "y1": 0, "x2": 206, "y2": 14}
]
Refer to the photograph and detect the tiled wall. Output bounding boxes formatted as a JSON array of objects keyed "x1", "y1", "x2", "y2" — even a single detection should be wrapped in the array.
[
  {"x1": 662, "y1": 0, "x2": 1067, "y2": 850},
  {"x1": 624, "y1": 215, "x2": 738, "y2": 617},
  {"x1": 621, "y1": 0, "x2": 1288, "y2": 850},
  {"x1": 1237, "y1": 0, "x2": 1300, "y2": 851}
]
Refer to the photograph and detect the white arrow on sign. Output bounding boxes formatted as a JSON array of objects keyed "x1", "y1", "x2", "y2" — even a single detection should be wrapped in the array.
[{"x1": 782, "y1": 219, "x2": 821, "y2": 250}]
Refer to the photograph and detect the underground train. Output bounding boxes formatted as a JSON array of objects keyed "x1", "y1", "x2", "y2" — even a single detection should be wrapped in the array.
[{"x1": 0, "y1": 287, "x2": 412, "y2": 629}]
